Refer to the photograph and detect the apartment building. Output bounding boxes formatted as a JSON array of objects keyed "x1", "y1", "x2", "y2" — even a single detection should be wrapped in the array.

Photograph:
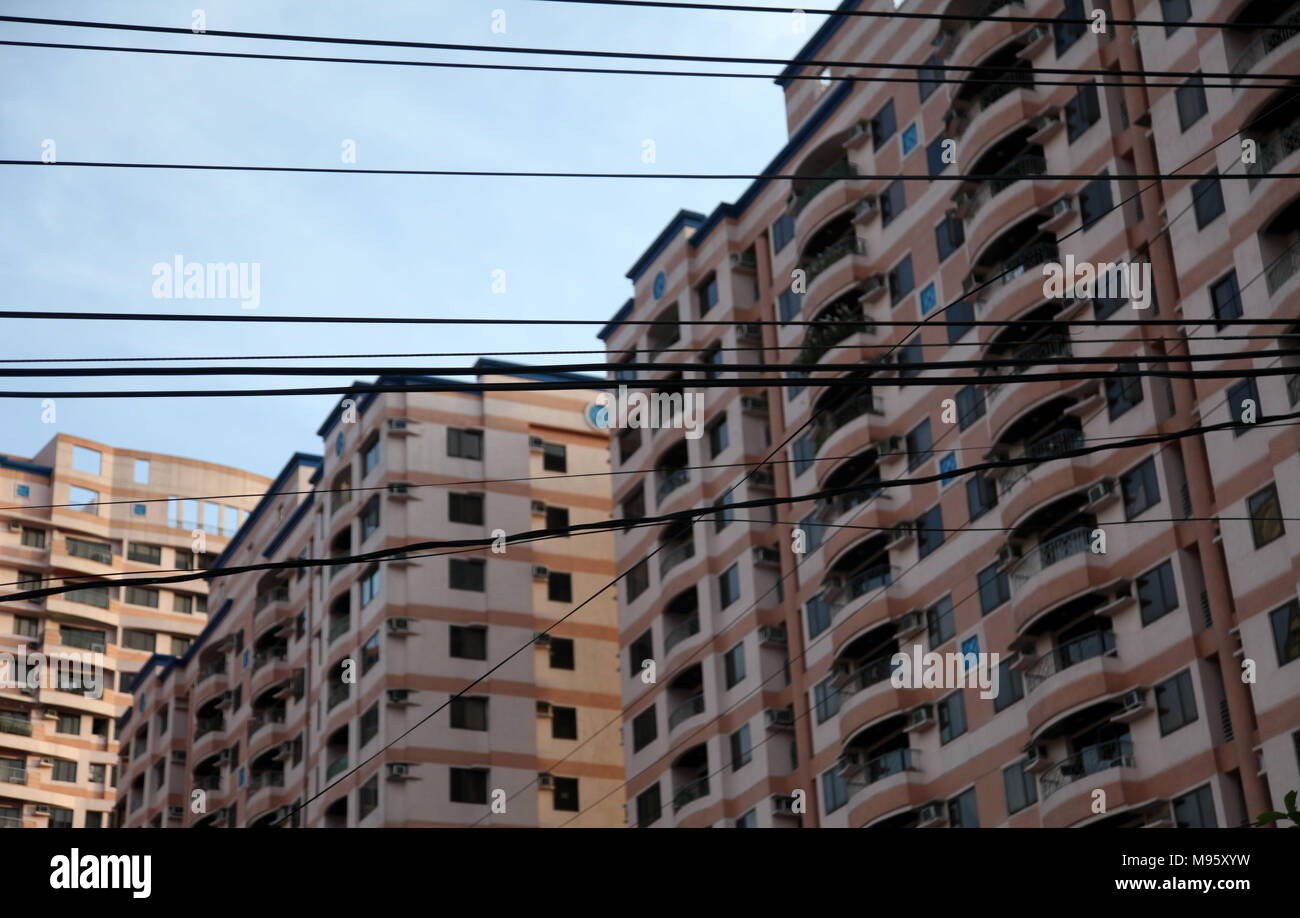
[
  {"x1": 600, "y1": 0, "x2": 1300, "y2": 828},
  {"x1": 0, "y1": 435, "x2": 268, "y2": 828},
  {"x1": 118, "y1": 360, "x2": 625, "y2": 827}
]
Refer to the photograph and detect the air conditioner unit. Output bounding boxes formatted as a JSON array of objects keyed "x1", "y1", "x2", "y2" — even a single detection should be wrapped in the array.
[
  {"x1": 751, "y1": 469, "x2": 774, "y2": 488},
  {"x1": 906, "y1": 704, "x2": 935, "y2": 731},
  {"x1": 1053, "y1": 196, "x2": 1072, "y2": 217},
  {"x1": 729, "y1": 251, "x2": 757, "y2": 270},
  {"x1": 737, "y1": 323, "x2": 762, "y2": 340},
  {"x1": 34, "y1": 804, "x2": 51, "y2": 816},
  {"x1": 752, "y1": 546, "x2": 780, "y2": 566},
  {"x1": 272, "y1": 741, "x2": 293, "y2": 760},
  {"x1": 872, "y1": 434, "x2": 902, "y2": 455},
  {"x1": 917, "y1": 802, "x2": 947, "y2": 827},
  {"x1": 771, "y1": 794, "x2": 799, "y2": 816},
  {"x1": 38, "y1": 757, "x2": 54, "y2": 766},
  {"x1": 171, "y1": 750, "x2": 186, "y2": 763},
  {"x1": 386, "y1": 482, "x2": 411, "y2": 496},
  {"x1": 218, "y1": 690, "x2": 234, "y2": 706},
  {"x1": 387, "y1": 689, "x2": 412, "y2": 705},
  {"x1": 536, "y1": 700, "x2": 552, "y2": 717},
  {"x1": 8, "y1": 521, "x2": 20, "y2": 531},
  {"x1": 528, "y1": 436, "x2": 545, "y2": 451},
  {"x1": 387, "y1": 762, "x2": 411, "y2": 779},
  {"x1": 887, "y1": 521, "x2": 915, "y2": 547},
  {"x1": 1086, "y1": 477, "x2": 1117, "y2": 508},
  {"x1": 530, "y1": 500, "x2": 547, "y2": 514},
  {"x1": 42, "y1": 708, "x2": 59, "y2": 720},
  {"x1": 386, "y1": 617, "x2": 414, "y2": 635},
  {"x1": 531, "y1": 565, "x2": 549, "y2": 580},
  {"x1": 740, "y1": 395, "x2": 768, "y2": 413},
  {"x1": 758, "y1": 624, "x2": 787, "y2": 646},
  {"x1": 995, "y1": 543, "x2": 1021, "y2": 568},
  {"x1": 533, "y1": 632, "x2": 552, "y2": 647},
  {"x1": 168, "y1": 806, "x2": 184, "y2": 820},
  {"x1": 1112, "y1": 687, "x2": 1151, "y2": 723},
  {"x1": 537, "y1": 772, "x2": 554, "y2": 789},
  {"x1": 387, "y1": 418, "x2": 411, "y2": 431},
  {"x1": 859, "y1": 273, "x2": 886, "y2": 301},
  {"x1": 1023, "y1": 745, "x2": 1051, "y2": 773},
  {"x1": 846, "y1": 119, "x2": 871, "y2": 144},
  {"x1": 216, "y1": 749, "x2": 231, "y2": 764},
  {"x1": 894, "y1": 609, "x2": 925, "y2": 640},
  {"x1": 764, "y1": 707, "x2": 795, "y2": 730}
]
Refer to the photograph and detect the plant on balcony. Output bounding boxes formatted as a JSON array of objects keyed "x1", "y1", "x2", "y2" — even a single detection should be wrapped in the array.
[{"x1": 1255, "y1": 790, "x2": 1300, "y2": 827}]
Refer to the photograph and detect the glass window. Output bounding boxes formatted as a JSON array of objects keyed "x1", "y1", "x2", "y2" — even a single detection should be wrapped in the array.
[
  {"x1": 1269, "y1": 599, "x2": 1300, "y2": 666},
  {"x1": 547, "y1": 572, "x2": 573, "y2": 603},
  {"x1": 927, "y1": 596, "x2": 955, "y2": 647},
  {"x1": 822, "y1": 768, "x2": 849, "y2": 813},
  {"x1": 889, "y1": 254, "x2": 915, "y2": 305},
  {"x1": 1065, "y1": 81, "x2": 1101, "y2": 141},
  {"x1": 935, "y1": 215, "x2": 964, "y2": 261},
  {"x1": 1209, "y1": 271, "x2": 1242, "y2": 326},
  {"x1": 1172, "y1": 784, "x2": 1217, "y2": 827},
  {"x1": 72, "y1": 446, "x2": 102, "y2": 475},
  {"x1": 635, "y1": 784, "x2": 662, "y2": 826},
  {"x1": 916, "y1": 504, "x2": 944, "y2": 558},
  {"x1": 448, "y1": 559, "x2": 483, "y2": 593},
  {"x1": 771, "y1": 214, "x2": 795, "y2": 254},
  {"x1": 1228, "y1": 378, "x2": 1260, "y2": 435},
  {"x1": 1192, "y1": 172, "x2": 1225, "y2": 229},
  {"x1": 632, "y1": 707, "x2": 657, "y2": 751},
  {"x1": 1248, "y1": 485, "x2": 1285, "y2": 548},
  {"x1": 926, "y1": 135, "x2": 949, "y2": 176},
  {"x1": 1120, "y1": 457, "x2": 1160, "y2": 519},
  {"x1": 814, "y1": 676, "x2": 841, "y2": 723},
  {"x1": 871, "y1": 98, "x2": 896, "y2": 149},
  {"x1": 906, "y1": 419, "x2": 933, "y2": 470},
  {"x1": 360, "y1": 566, "x2": 382, "y2": 605},
  {"x1": 543, "y1": 443, "x2": 567, "y2": 472},
  {"x1": 956, "y1": 384, "x2": 985, "y2": 429},
  {"x1": 718, "y1": 564, "x2": 741, "y2": 608},
  {"x1": 724, "y1": 642, "x2": 746, "y2": 688},
  {"x1": 450, "y1": 696, "x2": 489, "y2": 731},
  {"x1": 947, "y1": 787, "x2": 978, "y2": 827},
  {"x1": 1137, "y1": 560, "x2": 1180, "y2": 625},
  {"x1": 552, "y1": 706, "x2": 578, "y2": 740},
  {"x1": 1176, "y1": 74, "x2": 1208, "y2": 131},
  {"x1": 133, "y1": 459, "x2": 150, "y2": 483},
  {"x1": 1154, "y1": 669, "x2": 1198, "y2": 735},
  {"x1": 1078, "y1": 173, "x2": 1113, "y2": 229},
  {"x1": 1053, "y1": 0, "x2": 1086, "y2": 55},
  {"x1": 1105, "y1": 375, "x2": 1144, "y2": 419},
  {"x1": 730, "y1": 724, "x2": 753, "y2": 770},
  {"x1": 449, "y1": 492, "x2": 485, "y2": 525},
  {"x1": 549, "y1": 637, "x2": 576, "y2": 670},
  {"x1": 1003, "y1": 760, "x2": 1038, "y2": 814},
  {"x1": 993, "y1": 659, "x2": 1024, "y2": 712},
  {"x1": 449, "y1": 767, "x2": 489, "y2": 804},
  {"x1": 449, "y1": 625, "x2": 487, "y2": 660},
  {"x1": 447, "y1": 428, "x2": 483, "y2": 460},
  {"x1": 938, "y1": 690, "x2": 967, "y2": 744}
]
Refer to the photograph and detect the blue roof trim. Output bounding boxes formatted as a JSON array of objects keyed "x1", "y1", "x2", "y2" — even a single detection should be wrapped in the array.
[
  {"x1": 776, "y1": 0, "x2": 862, "y2": 88},
  {"x1": 0, "y1": 455, "x2": 52, "y2": 477},
  {"x1": 597, "y1": 299, "x2": 634, "y2": 343},
  {"x1": 207, "y1": 453, "x2": 322, "y2": 572},
  {"x1": 625, "y1": 209, "x2": 707, "y2": 283},
  {"x1": 262, "y1": 493, "x2": 314, "y2": 559}
]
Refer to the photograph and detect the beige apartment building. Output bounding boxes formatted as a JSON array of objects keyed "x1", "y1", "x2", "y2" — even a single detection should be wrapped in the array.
[
  {"x1": 118, "y1": 361, "x2": 624, "y2": 827},
  {"x1": 600, "y1": 0, "x2": 1300, "y2": 828},
  {"x1": 0, "y1": 435, "x2": 267, "y2": 828}
]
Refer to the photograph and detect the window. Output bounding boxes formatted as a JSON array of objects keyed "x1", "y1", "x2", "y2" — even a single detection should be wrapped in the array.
[
  {"x1": 708, "y1": 415, "x2": 729, "y2": 457},
  {"x1": 955, "y1": 384, "x2": 985, "y2": 429},
  {"x1": 1269, "y1": 599, "x2": 1300, "y2": 665},
  {"x1": 360, "y1": 565, "x2": 382, "y2": 605},
  {"x1": 545, "y1": 506, "x2": 569, "y2": 533},
  {"x1": 735, "y1": 809, "x2": 757, "y2": 828},
  {"x1": 1173, "y1": 784, "x2": 1217, "y2": 827},
  {"x1": 449, "y1": 558, "x2": 485, "y2": 592},
  {"x1": 56, "y1": 713, "x2": 81, "y2": 734},
  {"x1": 52, "y1": 759, "x2": 77, "y2": 782},
  {"x1": 89, "y1": 764, "x2": 106, "y2": 785},
  {"x1": 447, "y1": 428, "x2": 483, "y2": 460},
  {"x1": 553, "y1": 776, "x2": 579, "y2": 811},
  {"x1": 1094, "y1": 293, "x2": 1126, "y2": 319},
  {"x1": 948, "y1": 787, "x2": 979, "y2": 827},
  {"x1": 361, "y1": 630, "x2": 380, "y2": 674},
  {"x1": 13, "y1": 615, "x2": 38, "y2": 637},
  {"x1": 1228, "y1": 378, "x2": 1260, "y2": 435},
  {"x1": 935, "y1": 215, "x2": 964, "y2": 261},
  {"x1": 1176, "y1": 74, "x2": 1207, "y2": 131},
  {"x1": 542, "y1": 443, "x2": 567, "y2": 473},
  {"x1": 133, "y1": 504, "x2": 147, "y2": 517},
  {"x1": 927, "y1": 596, "x2": 956, "y2": 648},
  {"x1": 1161, "y1": 0, "x2": 1190, "y2": 33},
  {"x1": 1064, "y1": 81, "x2": 1100, "y2": 141},
  {"x1": 966, "y1": 474, "x2": 998, "y2": 521},
  {"x1": 898, "y1": 337, "x2": 923, "y2": 378},
  {"x1": 171, "y1": 593, "x2": 193, "y2": 615},
  {"x1": 450, "y1": 767, "x2": 489, "y2": 804},
  {"x1": 1137, "y1": 560, "x2": 1179, "y2": 625},
  {"x1": 1003, "y1": 760, "x2": 1038, "y2": 815},
  {"x1": 361, "y1": 436, "x2": 380, "y2": 477},
  {"x1": 906, "y1": 419, "x2": 933, "y2": 470},
  {"x1": 724, "y1": 642, "x2": 746, "y2": 688},
  {"x1": 1192, "y1": 172, "x2": 1224, "y2": 229},
  {"x1": 626, "y1": 560, "x2": 649, "y2": 602},
  {"x1": 807, "y1": 595, "x2": 832, "y2": 638},
  {"x1": 549, "y1": 637, "x2": 576, "y2": 670},
  {"x1": 703, "y1": 343, "x2": 724, "y2": 379},
  {"x1": 1054, "y1": 0, "x2": 1086, "y2": 55},
  {"x1": 360, "y1": 495, "x2": 380, "y2": 541},
  {"x1": 730, "y1": 724, "x2": 753, "y2": 769},
  {"x1": 920, "y1": 282, "x2": 937, "y2": 316},
  {"x1": 697, "y1": 275, "x2": 718, "y2": 315},
  {"x1": 449, "y1": 492, "x2": 484, "y2": 525},
  {"x1": 450, "y1": 625, "x2": 487, "y2": 660},
  {"x1": 360, "y1": 703, "x2": 380, "y2": 746},
  {"x1": 68, "y1": 486, "x2": 100, "y2": 513},
  {"x1": 919, "y1": 55, "x2": 942, "y2": 100},
  {"x1": 926, "y1": 135, "x2": 949, "y2": 176},
  {"x1": 937, "y1": 690, "x2": 967, "y2": 745},
  {"x1": 632, "y1": 707, "x2": 658, "y2": 751},
  {"x1": 993, "y1": 659, "x2": 1024, "y2": 712},
  {"x1": 1120, "y1": 457, "x2": 1160, "y2": 519},
  {"x1": 771, "y1": 214, "x2": 795, "y2": 253},
  {"x1": 714, "y1": 496, "x2": 734, "y2": 532},
  {"x1": 175, "y1": 548, "x2": 193, "y2": 570},
  {"x1": 718, "y1": 564, "x2": 741, "y2": 608},
  {"x1": 814, "y1": 676, "x2": 841, "y2": 723},
  {"x1": 778, "y1": 286, "x2": 802, "y2": 321},
  {"x1": 1155, "y1": 669, "x2": 1198, "y2": 735},
  {"x1": 172, "y1": 637, "x2": 191, "y2": 656},
  {"x1": 822, "y1": 768, "x2": 849, "y2": 813},
  {"x1": 871, "y1": 98, "x2": 896, "y2": 150},
  {"x1": 1209, "y1": 271, "x2": 1242, "y2": 326},
  {"x1": 121, "y1": 630, "x2": 156, "y2": 652},
  {"x1": 357, "y1": 775, "x2": 379, "y2": 819},
  {"x1": 1105, "y1": 374, "x2": 1143, "y2": 419},
  {"x1": 450, "y1": 696, "x2": 489, "y2": 731},
  {"x1": 16, "y1": 484, "x2": 30, "y2": 498},
  {"x1": 547, "y1": 572, "x2": 573, "y2": 603},
  {"x1": 1248, "y1": 484, "x2": 1284, "y2": 548},
  {"x1": 124, "y1": 586, "x2": 159, "y2": 608},
  {"x1": 131, "y1": 542, "x2": 162, "y2": 566},
  {"x1": 552, "y1": 706, "x2": 578, "y2": 740},
  {"x1": 901, "y1": 122, "x2": 918, "y2": 155},
  {"x1": 635, "y1": 784, "x2": 662, "y2": 826},
  {"x1": 947, "y1": 299, "x2": 975, "y2": 342},
  {"x1": 21, "y1": 527, "x2": 45, "y2": 548},
  {"x1": 916, "y1": 504, "x2": 944, "y2": 558},
  {"x1": 889, "y1": 254, "x2": 914, "y2": 305},
  {"x1": 792, "y1": 435, "x2": 816, "y2": 476},
  {"x1": 335, "y1": 431, "x2": 344, "y2": 457},
  {"x1": 72, "y1": 446, "x2": 102, "y2": 475},
  {"x1": 1078, "y1": 173, "x2": 1113, "y2": 229},
  {"x1": 880, "y1": 179, "x2": 905, "y2": 226}
]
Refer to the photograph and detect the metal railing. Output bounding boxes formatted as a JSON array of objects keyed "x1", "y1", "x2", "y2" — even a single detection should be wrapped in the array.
[
  {"x1": 1024, "y1": 631, "x2": 1116, "y2": 693},
  {"x1": 791, "y1": 160, "x2": 857, "y2": 217},
  {"x1": 1230, "y1": 5, "x2": 1300, "y2": 81},
  {"x1": 667, "y1": 693, "x2": 705, "y2": 730},
  {"x1": 248, "y1": 769, "x2": 286, "y2": 791},
  {"x1": 194, "y1": 716, "x2": 224, "y2": 739},
  {"x1": 824, "y1": 563, "x2": 893, "y2": 615},
  {"x1": 66, "y1": 538, "x2": 112, "y2": 564},
  {"x1": 255, "y1": 585, "x2": 289, "y2": 613},
  {"x1": 1247, "y1": 117, "x2": 1300, "y2": 188},
  {"x1": 1000, "y1": 241, "x2": 1059, "y2": 287},
  {"x1": 655, "y1": 467, "x2": 690, "y2": 505},
  {"x1": 197, "y1": 661, "x2": 227, "y2": 684},
  {"x1": 328, "y1": 680, "x2": 349, "y2": 710},
  {"x1": 0, "y1": 814, "x2": 23, "y2": 828},
  {"x1": 326, "y1": 753, "x2": 348, "y2": 781},
  {"x1": 964, "y1": 154, "x2": 1047, "y2": 221},
  {"x1": 811, "y1": 390, "x2": 883, "y2": 450},
  {"x1": 1039, "y1": 738, "x2": 1135, "y2": 799},
  {"x1": 663, "y1": 613, "x2": 701, "y2": 655},
  {"x1": 1009, "y1": 526, "x2": 1092, "y2": 594},
  {"x1": 658, "y1": 537, "x2": 695, "y2": 579},
  {"x1": 329, "y1": 615, "x2": 350, "y2": 642},
  {"x1": 249, "y1": 705, "x2": 287, "y2": 736},
  {"x1": 861, "y1": 746, "x2": 916, "y2": 786},
  {"x1": 998, "y1": 426, "x2": 1084, "y2": 493},
  {"x1": 194, "y1": 773, "x2": 221, "y2": 791},
  {"x1": 1266, "y1": 245, "x2": 1300, "y2": 295},
  {"x1": 0, "y1": 762, "x2": 27, "y2": 784},
  {"x1": 0, "y1": 713, "x2": 32, "y2": 736},
  {"x1": 797, "y1": 300, "x2": 869, "y2": 365},
  {"x1": 840, "y1": 654, "x2": 901, "y2": 695},
  {"x1": 672, "y1": 774, "x2": 710, "y2": 812},
  {"x1": 252, "y1": 646, "x2": 288, "y2": 672},
  {"x1": 802, "y1": 235, "x2": 868, "y2": 288}
]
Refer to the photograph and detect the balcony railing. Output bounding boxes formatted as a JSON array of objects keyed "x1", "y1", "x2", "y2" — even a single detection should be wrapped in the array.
[
  {"x1": 329, "y1": 615, "x2": 350, "y2": 642},
  {"x1": 194, "y1": 773, "x2": 221, "y2": 791},
  {"x1": 252, "y1": 646, "x2": 288, "y2": 672},
  {"x1": 971, "y1": 70, "x2": 1034, "y2": 112},
  {"x1": 812, "y1": 476, "x2": 883, "y2": 523},
  {"x1": 811, "y1": 390, "x2": 883, "y2": 451},
  {"x1": 0, "y1": 814, "x2": 23, "y2": 828},
  {"x1": 963, "y1": 154, "x2": 1047, "y2": 221},
  {"x1": 663, "y1": 613, "x2": 701, "y2": 655},
  {"x1": 667, "y1": 693, "x2": 705, "y2": 730},
  {"x1": 655, "y1": 467, "x2": 690, "y2": 505},
  {"x1": 66, "y1": 539, "x2": 112, "y2": 564},
  {"x1": 672, "y1": 774, "x2": 710, "y2": 812},
  {"x1": 791, "y1": 160, "x2": 856, "y2": 217},
  {"x1": 860, "y1": 746, "x2": 916, "y2": 786},
  {"x1": 248, "y1": 769, "x2": 286, "y2": 791},
  {"x1": 249, "y1": 705, "x2": 287, "y2": 736},
  {"x1": 802, "y1": 235, "x2": 868, "y2": 288},
  {"x1": 59, "y1": 629, "x2": 107, "y2": 652},
  {"x1": 197, "y1": 661, "x2": 227, "y2": 684},
  {"x1": 1024, "y1": 630, "x2": 1116, "y2": 693},
  {"x1": 797, "y1": 300, "x2": 870, "y2": 365},
  {"x1": 1266, "y1": 245, "x2": 1300, "y2": 295},
  {"x1": 824, "y1": 563, "x2": 893, "y2": 614},
  {"x1": 1230, "y1": 5, "x2": 1300, "y2": 81},
  {"x1": 841, "y1": 653, "x2": 900, "y2": 695},
  {"x1": 325, "y1": 753, "x2": 348, "y2": 781},
  {"x1": 195, "y1": 716, "x2": 225, "y2": 739},
  {"x1": 1039, "y1": 737, "x2": 1135, "y2": 799},
  {"x1": 1247, "y1": 116, "x2": 1300, "y2": 188},
  {"x1": 1009, "y1": 526, "x2": 1092, "y2": 594},
  {"x1": 0, "y1": 762, "x2": 27, "y2": 784},
  {"x1": 254, "y1": 585, "x2": 289, "y2": 614},
  {"x1": 0, "y1": 714, "x2": 32, "y2": 737},
  {"x1": 998, "y1": 426, "x2": 1084, "y2": 494},
  {"x1": 658, "y1": 538, "x2": 695, "y2": 579}
]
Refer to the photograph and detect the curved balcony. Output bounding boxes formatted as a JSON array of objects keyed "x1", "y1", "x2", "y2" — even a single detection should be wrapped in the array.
[
  {"x1": 1024, "y1": 631, "x2": 1126, "y2": 736},
  {"x1": 792, "y1": 162, "x2": 863, "y2": 244},
  {"x1": 959, "y1": 155, "x2": 1050, "y2": 260},
  {"x1": 836, "y1": 665, "x2": 927, "y2": 744},
  {"x1": 254, "y1": 584, "x2": 290, "y2": 617},
  {"x1": 1009, "y1": 527, "x2": 1113, "y2": 633},
  {"x1": 662, "y1": 612, "x2": 701, "y2": 658},
  {"x1": 672, "y1": 773, "x2": 709, "y2": 814},
  {"x1": 811, "y1": 462, "x2": 886, "y2": 549},
  {"x1": 192, "y1": 717, "x2": 227, "y2": 760},
  {"x1": 1038, "y1": 738, "x2": 1136, "y2": 827},
  {"x1": 1229, "y1": 5, "x2": 1300, "y2": 86},
  {"x1": 811, "y1": 388, "x2": 883, "y2": 459},
  {"x1": 658, "y1": 535, "x2": 695, "y2": 581},
  {"x1": 667, "y1": 693, "x2": 705, "y2": 731},
  {"x1": 796, "y1": 295, "x2": 875, "y2": 369},
  {"x1": 245, "y1": 768, "x2": 287, "y2": 812},
  {"x1": 948, "y1": 69, "x2": 1038, "y2": 171},
  {"x1": 847, "y1": 749, "x2": 930, "y2": 827},
  {"x1": 1000, "y1": 445, "x2": 1093, "y2": 534},
  {"x1": 802, "y1": 236, "x2": 872, "y2": 315},
  {"x1": 654, "y1": 466, "x2": 689, "y2": 507},
  {"x1": 944, "y1": 0, "x2": 1028, "y2": 76},
  {"x1": 968, "y1": 244, "x2": 1059, "y2": 330},
  {"x1": 1247, "y1": 114, "x2": 1300, "y2": 193},
  {"x1": 984, "y1": 335, "x2": 1074, "y2": 439}
]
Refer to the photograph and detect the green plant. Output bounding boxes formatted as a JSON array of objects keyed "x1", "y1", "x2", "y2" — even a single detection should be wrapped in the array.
[{"x1": 1255, "y1": 790, "x2": 1300, "y2": 827}]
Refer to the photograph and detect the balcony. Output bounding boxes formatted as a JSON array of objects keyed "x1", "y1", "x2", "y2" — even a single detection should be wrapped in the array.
[
  {"x1": 658, "y1": 536, "x2": 695, "y2": 580},
  {"x1": 248, "y1": 705, "x2": 287, "y2": 738},
  {"x1": 824, "y1": 562, "x2": 893, "y2": 622},
  {"x1": 197, "y1": 660, "x2": 227, "y2": 685},
  {"x1": 839, "y1": 654, "x2": 900, "y2": 697},
  {"x1": 667, "y1": 693, "x2": 705, "y2": 730},
  {"x1": 961, "y1": 154, "x2": 1047, "y2": 223},
  {"x1": 1266, "y1": 244, "x2": 1300, "y2": 295},
  {"x1": 325, "y1": 753, "x2": 348, "y2": 782},
  {"x1": 790, "y1": 160, "x2": 856, "y2": 218},
  {"x1": 1024, "y1": 631, "x2": 1116, "y2": 693},
  {"x1": 1009, "y1": 527, "x2": 1091, "y2": 598},
  {"x1": 194, "y1": 716, "x2": 225, "y2": 740},
  {"x1": 852, "y1": 746, "x2": 916, "y2": 788},
  {"x1": 254, "y1": 585, "x2": 289, "y2": 615},
  {"x1": 66, "y1": 538, "x2": 112, "y2": 565},
  {"x1": 655, "y1": 467, "x2": 690, "y2": 506},
  {"x1": 662, "y1": 613, "x2": 701, "y2": 657},
  {"x1": 797, "y1": 297, "x2": 872, "y2": 367},
  {"x1": 194, "y1": 772, "x2": 221, "y2": 791},
  {"x1": 0, "y1": 814, "x2": 23, "y2": 828},
  {"x1": 0, "y1": 714, "x2": 32, "y2": 737},
  {"x1": 811, "y1": 389, "x2": 883, "y2": 454},
  {"x1": 0, "y1": 762, "x2": 27, "y2": 784},
  {"x1": 328, "y1": 615, "x2": 350, "y2": 643},
  {"x1": 1038, "y1": 737, "x2": 1135, "y2": 800},
  {"x1": 59, "y1": 629, "x2": 107, "y2": 653},
  {"x1": 998, "y1": 426, "x2": 1084, "y2": 495},
  {"x1": 672, "y1": 774, "x2": 709, "y2": 813},
  {"x1": 247, "y1": 769, "x2": 285, "y2": 792},
  {"x1": 252, "y1": 645, "x2": 288, "y2": 673},
  {"x1": 1230, "y1": 5, "x2": 1300, "y2": 83},
  {"x1": 803, "y1": 235, "x2": 868, "y2": 289}
]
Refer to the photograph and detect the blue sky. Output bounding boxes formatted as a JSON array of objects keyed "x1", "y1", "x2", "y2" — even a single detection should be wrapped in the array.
[{"x1": 0, "y1": 0, "x2": 824, "y2": 478}]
